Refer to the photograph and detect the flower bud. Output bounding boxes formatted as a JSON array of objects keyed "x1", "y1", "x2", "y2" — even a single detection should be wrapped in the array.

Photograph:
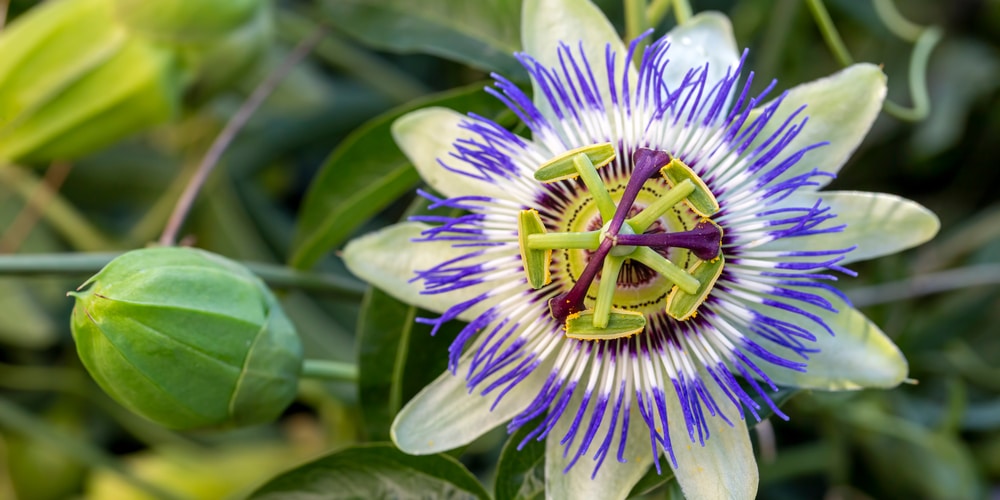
[
  {"x1": 0, "y1": 0, "x2": 179, "y2": 162},
  {"x1": 0, "y1": 0, "x2": 272, "y2": 163},
  {"x1": 68, "y1": 247, "x2": 303, "y2": 430},
  {"x1": 113, "y1": 0, "x2": 273, "y2": 99}
]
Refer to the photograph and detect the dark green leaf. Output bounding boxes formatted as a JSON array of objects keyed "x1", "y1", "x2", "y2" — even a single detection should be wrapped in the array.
[
  {"x1": 318, "y1": 0, "x2": 523, "y2": 75},
  {"x1": 495, "y1": 419, "x2": 545, "y2": 500},
  {"x1": 356, "y1": 288, "x2": 461, "y2": 441},
  {"x1": 249, "y1": 443, "x2": 490, "y2": 499},
  {"x1": 289, "y1": 82, "x2": 508, "y2": 269},
  {"x1": 627, "y1": 463, "x2": 675, "y2": 498}
]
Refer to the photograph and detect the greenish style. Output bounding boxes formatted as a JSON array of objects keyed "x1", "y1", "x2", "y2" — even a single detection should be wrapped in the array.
[{"x1": 69, "y1": 247, "x2": 303, "y2": 430}]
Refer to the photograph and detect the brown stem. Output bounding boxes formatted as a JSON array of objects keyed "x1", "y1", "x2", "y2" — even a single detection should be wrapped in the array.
[{"x1": 158, "y1": 26, "x2": 329, "y2": 246}]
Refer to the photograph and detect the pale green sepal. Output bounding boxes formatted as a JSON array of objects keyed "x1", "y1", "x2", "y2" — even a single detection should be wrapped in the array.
[
  {"x1": 744, "y1": 292, "x2": 908, "y2": 390},
  {"x1": 392, "y1": 107, "x2": 499, "y2": 199},
  {"x1": 391, "y1": 357, "x2": 547, "y2": 454},
  {"x1": 668, "y1": 379, "x2": 757, "y2": 500},
  {"x1": 521, "y1": 0, "x2": 632, "y2": 121},
  {"x1": 343, "y1": 222, "x2": 494, "y2": 320},
  {"x1": 545, "y1": 395, "x2": 653, "y2": 500},
  {"x1": 743, "y1": 64, "x2": 886, "y2": 188},
  {"x1": 662, "y1": 12, "x2": 739, "y2": 114},
  {"x1": 759, "y1": 191, "x2": 940, "y2": 265}
]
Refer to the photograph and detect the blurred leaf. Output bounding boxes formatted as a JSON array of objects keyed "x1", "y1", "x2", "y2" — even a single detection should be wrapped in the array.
[
  {"x1": 911, "y1": 38, "x2": 1000, "y2": 159},
  {"x1": 495, "y1": 421, "x2": 545, "y2": 500},
  {"x1": 290, "y1": 82, "x2": 508, "y2": 269},
  {"x1": 851, "y1": 406, "x2": 981, "y2": 500},
  {"x1": 249, "y1": 443, "x2": 490, "y2": 500},
  {"x1": 0, "y1": 278, "x2": 57, "y2": 348},
  {"x1": 628, "y1": 465, "x2": 675, "y2": 498},
  {"x1": 318, "y1": 0, "x2": 523, "y2": 75},
  {"x1": 87, "y1": 443, "x2": 301, "y2": 500}
]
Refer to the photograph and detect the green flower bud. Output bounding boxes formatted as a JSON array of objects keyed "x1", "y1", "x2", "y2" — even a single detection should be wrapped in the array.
[
  {"x1": 68, "y1": 247, "x2": 303, "y2": 430},
  {"x1": 113, "y1": 0, "x2": 263, "y2": 39},
  {"x1": 113, "y1": 0, "x2": 273, "y2": 101},
  {"x1": 0, "y1": 0, "x2": 180, "y2": 162}
]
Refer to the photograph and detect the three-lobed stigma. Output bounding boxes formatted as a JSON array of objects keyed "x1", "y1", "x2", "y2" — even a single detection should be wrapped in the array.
[{"x1": 516, "y1": 144, "x2": 724, "y2": 340}]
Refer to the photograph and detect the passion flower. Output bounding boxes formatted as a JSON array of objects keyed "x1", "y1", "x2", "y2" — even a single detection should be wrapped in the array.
[
  {"x1": 69, "y1": 247, "x2": 303, "y2": 429},
  {"x1": 342, "y1": 0, "x2": 940, "y2": 498}
]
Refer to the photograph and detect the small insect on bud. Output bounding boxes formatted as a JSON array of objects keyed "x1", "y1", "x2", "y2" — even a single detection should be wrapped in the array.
[{"x1": 68, "y1": 247, "x2": 303, "y2": 430}]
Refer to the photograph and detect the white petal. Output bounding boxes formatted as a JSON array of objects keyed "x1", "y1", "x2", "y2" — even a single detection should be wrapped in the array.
[
  {"x1": 545, "y1": 398, "x2": 653, "y2": 500},
  {"x1": 392, "y1": 107, "x2": 501, "y2": 199},
  {"x1": 662, "y1": 12, "x2": 739, "y2": 99},
  {"x1": 342, "y1": 221, "x2": 495, "y2": 319},
  {"x1": 760, "y1": 191, "x2": 940, "y2": 264},
  {"x1": 668, "y1": 380, "x2": 758, "y2": 500},
  {"x1": 522, "y1": 0, "x2": 632, "y2": 117},
  {"x1": 748, "y1": 292, "x2": 908, "y2": 390},
  {"x1": 391, "y1": 359, "x2": 546, "y2": 454},
  {"x1": 745, "y1": 63, "x2": 886, "y2": 188}
]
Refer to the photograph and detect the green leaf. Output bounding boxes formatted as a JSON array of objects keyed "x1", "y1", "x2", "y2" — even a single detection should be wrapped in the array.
[
  {"x1": 249, "y1": 443, "x2": 490, "y2": 500},
  {"x1": 495, "y1": 420, "x2": 546, "y2": 500},
  {"x1": 850, "y1": 406, "x2": 981, "y2": 500},
  {"x1": 290, "y1": 82, "x2": 508, "y2": 270},
  {"x1": 318, "y1": 0, "x2": 523, "y2": 75},
  {"x1": 356, "y1": 287, "x2": 454, "y2": 441},
  {"x1": 627, "y1": 464, "x2": 675, "y2": 498}
]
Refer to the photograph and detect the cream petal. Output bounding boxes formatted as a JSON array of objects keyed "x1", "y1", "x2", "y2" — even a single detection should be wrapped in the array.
[
  {"x1": 745, "y1": 291, "x2": 908, "y2": 390},
  {"x1": 521, "y1": 0, "x2": 632, "y2": 121},
  {"x1": 759, "y1": 191, "x2": 940, "y2": 264},
  {"x1": 342, "y1": 221, "x2": 496, "y2": 319},
  {"x1": 662, "y1": 12, "x2": 740, "y2": 106},
  {"x1": 392, "y1": 107, "x2": 503, "y2": 199},
  {"x1": 391, "y1": 355, "x2": 548, "y2": 454},
  {"x1": 545, "y1": 398, "x2": 653, "y2": 500},
  {"x1": 668, "y1": 380, "x2": 758, "y2": 500},
  {"x1": 744, "y1": 63, "x2": 886, "y2": 188}
]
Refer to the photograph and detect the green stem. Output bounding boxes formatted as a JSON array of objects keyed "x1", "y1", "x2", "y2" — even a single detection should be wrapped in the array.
[
  {"x1": 0, "y1": 362, "x2": 199, "y2": 451},
  {"x1": 0, "y1": 398, "x2": 182, "y2": 500},
  {"x1": 646, "y1": 0, "x2": 672, "y2": 27},
  {"x1": 301, "y1": 359, "x2": 359, "y2": 382},
  {"x1": 671, "y1": 0, "x2": 692, "y2": 25},
  {"x1": 624, "y1": 0, "x2": 648, "y2": 42},
  {"x1": 805, "y1": 0, "x2": 854, "y2": 66},
  {"x1": 278, "y1": 10, "x2": 428, "y2": 103},
  {"x1": 159, "y1": 26, "x2": 328, "y2": 246},
  {"x1": 846, "y1": 262, "x2": 1000, "y2": 307},
  {"x1": 881, "y1": 27, "x2": 941, "y2": 122},
  {"x1": 0, "y1": 166, "x2": 116, "y2": 251},
  {"x1": 873, "y1": 0, "x2": 923, "y2": 42},
  {"x1": 0, "y1": 252, "x2": 366, "y2": 298},
  {"x1": 128, "y1": 161, "x2": 198, "y2": 247}
]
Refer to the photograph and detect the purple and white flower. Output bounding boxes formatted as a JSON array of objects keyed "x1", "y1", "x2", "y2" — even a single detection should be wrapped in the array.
[{"x1": 344, "y1": 1, "x2": 939, "y2": 498}]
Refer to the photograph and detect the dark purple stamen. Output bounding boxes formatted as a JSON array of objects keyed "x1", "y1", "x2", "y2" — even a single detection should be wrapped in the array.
[
  {"x1": 616, "y1": 220, "x2": 723, "y2": 261},
  {"x1": 548, "y1": 148, "x2": 673, "y2": 322}
]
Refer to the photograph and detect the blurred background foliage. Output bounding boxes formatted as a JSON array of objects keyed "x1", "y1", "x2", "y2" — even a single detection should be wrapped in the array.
[{"x1": 0, "y1": 0, "x2": 997, "y2": 498}]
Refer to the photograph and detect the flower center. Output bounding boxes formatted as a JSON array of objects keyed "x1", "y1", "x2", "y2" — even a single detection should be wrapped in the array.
[{"x1": 517, "y1": 144, "x2": 725, "y2": 340}]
